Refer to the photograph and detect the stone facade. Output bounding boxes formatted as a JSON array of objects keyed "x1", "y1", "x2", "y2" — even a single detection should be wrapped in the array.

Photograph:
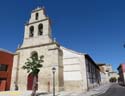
[
  {"x1": 11, "y1": 7, "x2": 64, "y2": 92},
  {"x1": 98, "y1": 63, "x2": 118, "y2": 84},
  {"x1": 61, "y1": 47, "x2": 88, "y2": 92},
  {"x1": 11, "y1": 7, "x2": 100, "y2": 92},
  {"x1": 98, "y1": 64, "x2": 109, "y2": 84},
  {"x1": 61, "y1": 47, "x2": 100, "y2": 92}
]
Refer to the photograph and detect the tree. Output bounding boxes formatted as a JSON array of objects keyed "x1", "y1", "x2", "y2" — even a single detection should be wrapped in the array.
[
  {"x1": 109, "y1": 77, "x2": 117, "y2": 83},
  {"x1": 22, "y1": 53, "x2": 44, "y2": 96}
]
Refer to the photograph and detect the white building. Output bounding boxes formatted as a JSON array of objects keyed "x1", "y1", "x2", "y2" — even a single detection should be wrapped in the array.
[{"x1": 98, "y1": 63, "x2": 118, "y2": 84}]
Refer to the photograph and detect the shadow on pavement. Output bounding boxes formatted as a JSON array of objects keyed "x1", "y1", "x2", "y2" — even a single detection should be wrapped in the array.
[{"x1": 36, "y1": 92, "x2": 48, "y2": 96}]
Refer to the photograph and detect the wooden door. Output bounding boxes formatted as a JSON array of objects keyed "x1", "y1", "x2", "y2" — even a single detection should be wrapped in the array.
[
  {"x1": 0, "y1": 80, "x2": 6, "y2": 91},
  {"x1": 27, "y1": 73, "x2": 38, "y2": 90}
]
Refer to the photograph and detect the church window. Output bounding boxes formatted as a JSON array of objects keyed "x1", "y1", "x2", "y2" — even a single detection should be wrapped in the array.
[
  {"x1": 35, "y1": 13, "x2": 39, "y2": 20},
  {"x1": 38, "y1": 24, "x2": 43, "y2": 35},
  {"x1": 29, "y1": 26, "x2": 34, "y2": 37}
]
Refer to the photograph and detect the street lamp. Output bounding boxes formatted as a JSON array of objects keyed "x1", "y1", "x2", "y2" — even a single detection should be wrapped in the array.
[{"x1": 52, "y1": 67, "x2": 56, "y2": 96}]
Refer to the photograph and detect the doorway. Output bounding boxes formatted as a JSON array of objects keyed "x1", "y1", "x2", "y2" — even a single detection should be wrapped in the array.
[
  {"x1": 0, "y1": 78, "x2": 7, "y2": 91},
  {"x1": 27, "y1": 73, "x2": 38, "y2": 90}
]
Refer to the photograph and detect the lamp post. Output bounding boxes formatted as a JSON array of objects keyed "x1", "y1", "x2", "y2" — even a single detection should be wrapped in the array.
[{"x1": 52, "y1": 67, "x2": 56, "y2": 96}]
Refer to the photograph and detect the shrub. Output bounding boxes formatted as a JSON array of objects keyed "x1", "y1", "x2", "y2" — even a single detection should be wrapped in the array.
[{"x1": 109, "y1": 77, "x2": 117, "y2": 82}]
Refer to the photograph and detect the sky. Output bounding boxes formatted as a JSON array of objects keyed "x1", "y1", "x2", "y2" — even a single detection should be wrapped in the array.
[{"x1": 0, "y1": 0, "x2": 125, "y2": 71}]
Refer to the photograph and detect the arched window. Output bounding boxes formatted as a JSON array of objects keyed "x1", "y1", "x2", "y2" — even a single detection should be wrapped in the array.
[
  {"x1": 29, "y1": 26, "x2": 34, "y2": 37},
  {"x1": 31, "y1": 51, "x2": 38, "y2": 60},
  {"x1": 35, "y1": 13, "x2": 39, "y2": 20},
  {"x1": 38, "y1": 24, "x2": 43, "y2": 35}
]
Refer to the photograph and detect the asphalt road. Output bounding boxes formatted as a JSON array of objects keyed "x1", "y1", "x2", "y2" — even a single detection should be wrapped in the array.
[{"x1": 98, "y1": 83, "x2": 125, "y2": 96}]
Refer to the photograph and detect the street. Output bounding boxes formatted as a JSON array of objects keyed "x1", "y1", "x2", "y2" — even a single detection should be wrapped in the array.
[
  {"x1": 98, "y1": 84, "x2": 125, "y2": 96},
  {"x1": 0, "y1": 83, "x2": 122, "y2": 96}
]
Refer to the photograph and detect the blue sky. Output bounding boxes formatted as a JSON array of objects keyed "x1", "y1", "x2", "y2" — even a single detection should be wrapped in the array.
[{"x1": 0, "y1": 0, "x2": 125, "y2": 71}]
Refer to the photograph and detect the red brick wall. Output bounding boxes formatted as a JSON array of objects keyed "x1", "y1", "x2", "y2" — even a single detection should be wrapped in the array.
[
  {"x1": 122, "y1": 64, "x2": 125, "y2": 72},
  {"x1": 0, "y1": 51, "x2": 13, "y2": 90}
]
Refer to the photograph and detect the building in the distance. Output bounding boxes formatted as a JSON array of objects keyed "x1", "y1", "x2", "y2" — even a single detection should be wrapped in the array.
[
  {"x1": 117, "y1": 64, "x2": 125, "y2": 85},
  {"x1": 108, "y1": 71, "x2": 118, "y2": 81},
  {"x1": 98, "y1": 64, "x2": 109, "y2": 84},
  {"x1": 0, "y1": 49, "x2": 13, "y2": 91},
  {"x1": 10, "y1": 7, "x2": 101, "y2": 92},
  {"x1": 98, "y1": 63, "x2": 118, "y2": 84}
]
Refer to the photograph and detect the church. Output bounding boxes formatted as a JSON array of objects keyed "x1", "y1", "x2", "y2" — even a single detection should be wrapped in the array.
[{"x1": 10, "y1": 7, "x2": 100, "y2": 92}]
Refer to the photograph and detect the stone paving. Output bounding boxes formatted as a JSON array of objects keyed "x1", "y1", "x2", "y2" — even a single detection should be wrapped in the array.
[
  {"x1": 83, "y1": 83, "x2": 112, "y2": 96},
  {"x1": 0, "y1": 83, "x2": 112, "y2": 96},
  {"x1": 46, "y1": 83, "x2": 112, "y2": 96}
]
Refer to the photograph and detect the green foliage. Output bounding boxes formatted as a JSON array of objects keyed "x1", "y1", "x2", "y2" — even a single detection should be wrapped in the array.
[
  {"x1": 109, "y1": 77, "x2": 117, "y2": 83},
  {"x1": 22, "y1": 55, "x2": 44, "y2": 75}
]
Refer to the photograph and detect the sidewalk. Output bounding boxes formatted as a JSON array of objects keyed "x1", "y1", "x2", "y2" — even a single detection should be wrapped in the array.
[
  {"x1": 55, "y1": 83, "x2": 112, "y2": 96},
  {"x1": 0, "y1": 83, "x2": 112, "y2": 96},
  {"x1": 82, "y1": 83, "x2": 112, "y2": 96},
  {"x1": 42, "y1": 83, "x2": 112, "y2": 96}
]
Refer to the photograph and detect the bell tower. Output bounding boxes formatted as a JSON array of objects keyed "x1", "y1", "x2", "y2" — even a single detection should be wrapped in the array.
[
  {"x1": 11, "y1": 7, "x2": 64, "y2": 92},
  {"x1": 21, "y1": 7, "x2": 52, "y2": 48}
]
